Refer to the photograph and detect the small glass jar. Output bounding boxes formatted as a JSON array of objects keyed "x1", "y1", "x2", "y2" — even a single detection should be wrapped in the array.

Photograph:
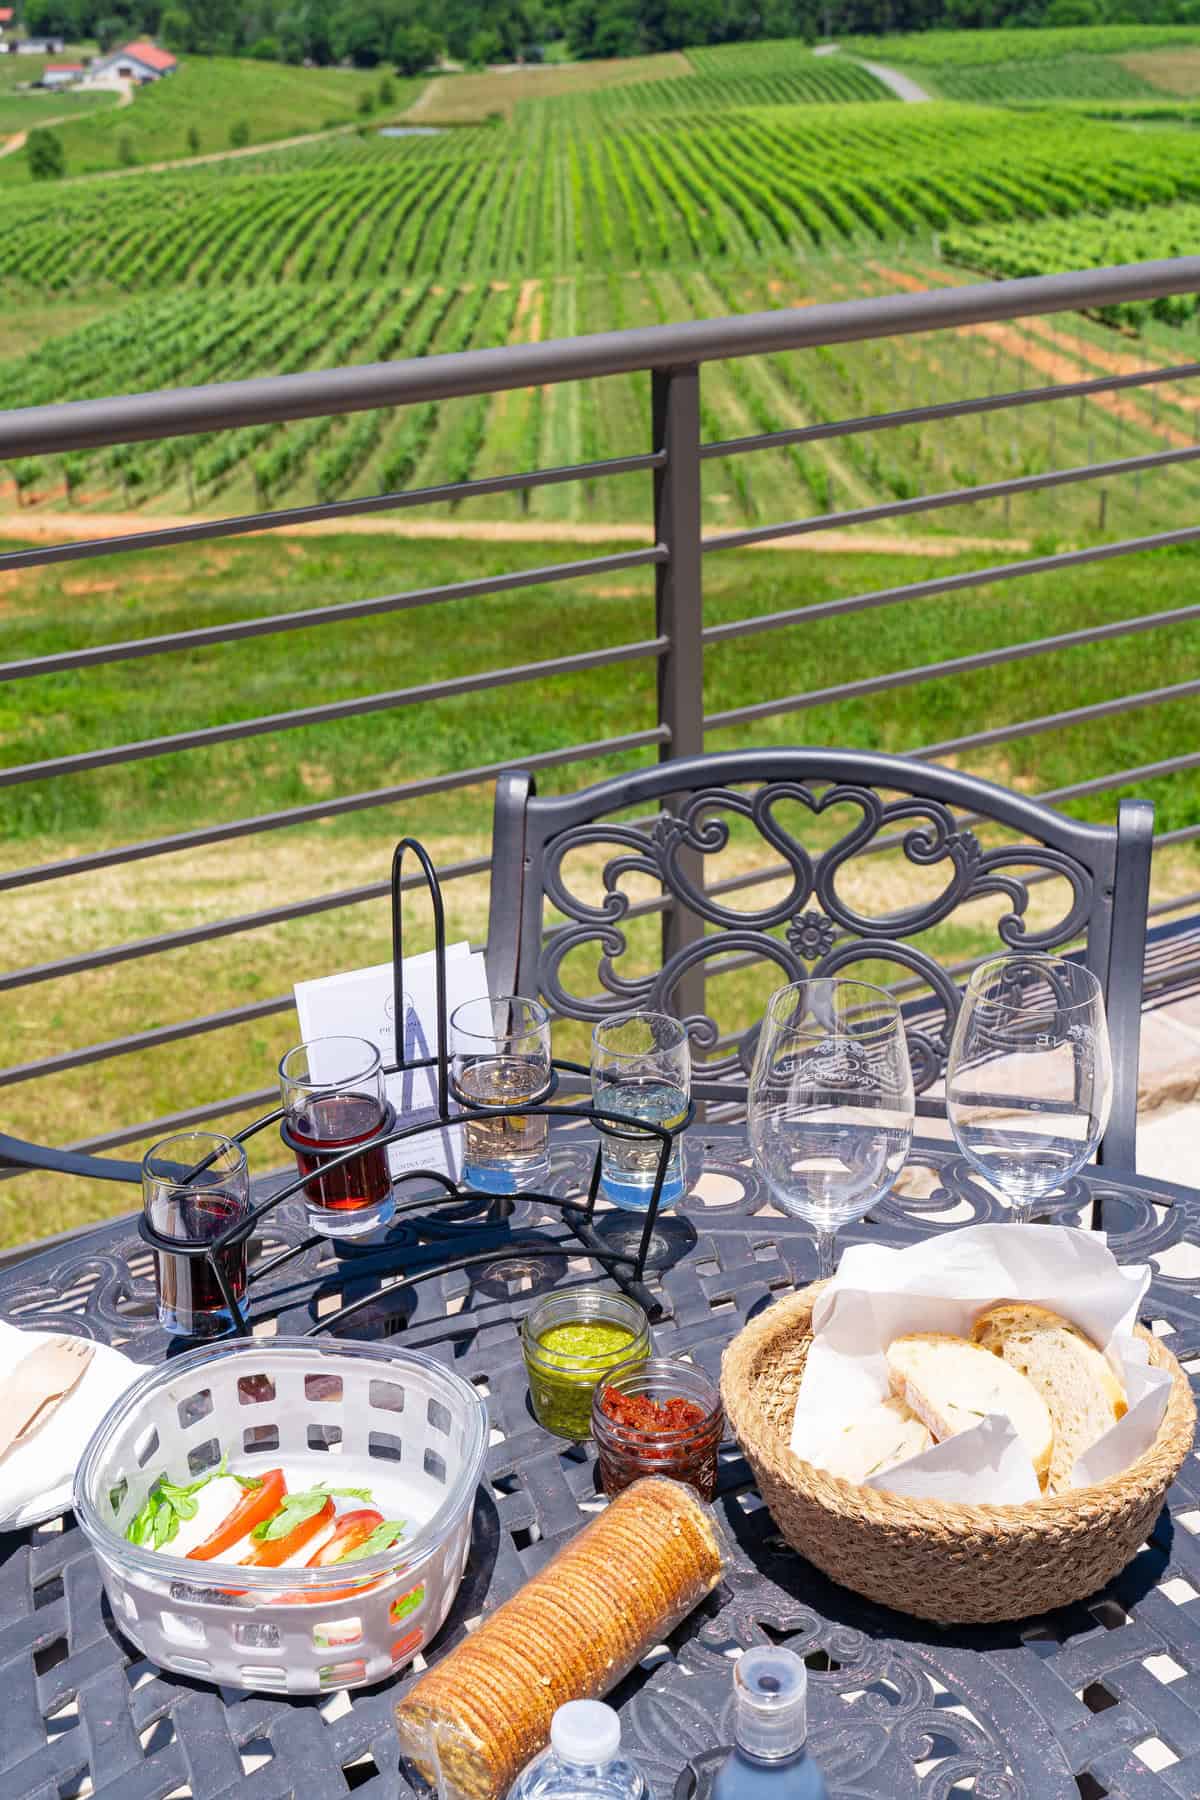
[
  {"x1": 522, "y1": 1288, "x2": 651, "y2": 1440},
  {"x1": 591, "y1": 1356, "x2": 723, "y2": 1500}
]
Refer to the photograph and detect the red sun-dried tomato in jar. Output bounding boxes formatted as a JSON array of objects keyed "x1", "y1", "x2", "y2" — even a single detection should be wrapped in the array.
[{"x1": 592, "y1": 1356, "x2": 723, "y2": 1501}]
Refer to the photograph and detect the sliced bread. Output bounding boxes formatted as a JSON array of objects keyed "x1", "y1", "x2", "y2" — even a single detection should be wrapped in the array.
[
  {"x1": 815, "y1": 1395, "x2": 934, "y2": 1486},
  {"x1": 971, "y1": 1301, "x2": 1127, "y2": 1494},
  {"x1": 887, "y1": 1331, "x2": 1054, "y2": 1488}
]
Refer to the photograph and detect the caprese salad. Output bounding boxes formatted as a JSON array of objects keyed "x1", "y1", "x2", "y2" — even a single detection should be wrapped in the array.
[{"x1": 124, "y1": 1455, "x2": 406, "y2": 1579}]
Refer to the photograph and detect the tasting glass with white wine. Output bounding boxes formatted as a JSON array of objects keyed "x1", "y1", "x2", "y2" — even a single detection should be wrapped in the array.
[{"x1": 450, "y1": 996, "x2": 553, "y2": 1193}]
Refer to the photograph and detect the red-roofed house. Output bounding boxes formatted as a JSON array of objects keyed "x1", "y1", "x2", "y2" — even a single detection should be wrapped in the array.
[
  {"x1": 90, "y1": 40, "x2": 177, "y2": 82},
  {"x1": 43, "y1": 62, "x2": 84, "y2": 86}
]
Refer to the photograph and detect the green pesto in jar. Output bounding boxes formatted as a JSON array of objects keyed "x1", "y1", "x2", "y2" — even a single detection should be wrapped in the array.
[
  {"x1": 539, "y1": 1321, "x2": 634, "y2": 1361},
  {"x1": 527, "y1": 1319, "x2": 646, "y2": 1439}
]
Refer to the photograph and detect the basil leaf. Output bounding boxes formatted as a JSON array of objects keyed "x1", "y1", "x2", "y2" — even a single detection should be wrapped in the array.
[
  {"x1": 125, "y1": 1455, "x2": 235, "y2": 1550},
  {"x1": 232, "y1": 1473, "x2": 263, "y2": 1491},
  {"x1": 126, "y1": 1499, "x2": 156, "y2": 1546},
  {"x1": 253, "y1": 1489, "x2": 332, "y2": 1543},
  {"x1": 337, "y1": 1520, "x2": 408, "y2": 1564},
  {"x1": 316, "y1": 1484, "x2": 373, "y2": 1503}
]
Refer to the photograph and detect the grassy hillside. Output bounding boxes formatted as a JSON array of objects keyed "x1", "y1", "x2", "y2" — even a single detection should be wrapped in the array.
[
  {"x1": 0, "y1": 88, "x2": 116, "y2": 133},
  {"x1": 0, "y1": 56, "x2": 416, "y2": 182},
  {"x1": 841, "y1": 25, "x2": 1200, "y2": 65}
]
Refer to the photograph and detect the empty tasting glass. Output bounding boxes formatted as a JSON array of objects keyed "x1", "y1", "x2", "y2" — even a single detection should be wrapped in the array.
[
  {"x1": 280, "y1": 1036, "x2": 395, "y2": 1238},
  {"x1": 142, "y1": 1131, "x2": 250, "y2": 1338},
  {"x1": 450, "y1": 996, "x2": 553, "y2": 1193},
  {"x1": 591, "y1": 1012, "x2": 691, "y2": 1212},
  {"x1": 748, "y1": 979, "x2": 914, "y2": 1280},
  {"x1": 946, "y1": 952, "x2": 1112, "y2": 1225}
]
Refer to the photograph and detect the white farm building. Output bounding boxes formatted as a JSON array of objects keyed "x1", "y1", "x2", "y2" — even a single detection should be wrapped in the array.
[{"x1": 90, "y1": 40, "x2": 177, "y2": 82}]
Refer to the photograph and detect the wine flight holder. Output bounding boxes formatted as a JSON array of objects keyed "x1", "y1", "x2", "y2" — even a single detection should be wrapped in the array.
[{"x1": 138, "y1": 838, "x2": 692, "y2": 1338}]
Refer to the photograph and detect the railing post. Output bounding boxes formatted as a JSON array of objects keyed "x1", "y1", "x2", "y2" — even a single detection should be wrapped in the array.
[{"x1": 652, "y1": 364, "x2": 706, "y2": 1029}]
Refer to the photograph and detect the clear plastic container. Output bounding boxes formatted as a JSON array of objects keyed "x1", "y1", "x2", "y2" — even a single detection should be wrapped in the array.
[
  {"x1": 509, "y1": 1702, "x2": 647, "y2": 1800},
  {"x1": 591, "y1": 1356, "x2": 722, "y2": 1500},
  {"x1": 74, "y1": 1337, "x2": 488, "y2": 1694},
  {"x1": 521, "y1": 1288, "x2": 651, "y2": 1439}
]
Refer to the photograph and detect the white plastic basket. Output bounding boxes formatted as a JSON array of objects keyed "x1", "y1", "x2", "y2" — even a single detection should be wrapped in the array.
[{"x1": 74, "y1": 1337, "x2": 488, "y2": 1694}]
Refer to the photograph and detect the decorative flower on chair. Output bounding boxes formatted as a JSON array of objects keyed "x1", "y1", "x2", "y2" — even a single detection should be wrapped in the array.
[
  {"x1": 947, "y1": 828, "x2": 982, "y2": 869},
  {"x1": 786, "y1": 909, "x2": 836, "y2": 962},
  {"x1": 650, "y1": 813, "x2": 688, "y2": 855}
]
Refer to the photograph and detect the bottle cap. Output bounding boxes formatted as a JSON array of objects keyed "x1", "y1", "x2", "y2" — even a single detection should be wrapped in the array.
[
  {"x1": 732, "y1": 1647, "x2": 808, "y2": 1760},
  {"x1": 551, "y1": 1701, "x2": 622, "y2": 1766}
]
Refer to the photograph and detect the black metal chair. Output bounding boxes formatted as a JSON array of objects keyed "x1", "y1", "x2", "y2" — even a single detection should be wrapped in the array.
[{"x1": 485, "y1": 748, "x2": 1153, "y2": 1173}]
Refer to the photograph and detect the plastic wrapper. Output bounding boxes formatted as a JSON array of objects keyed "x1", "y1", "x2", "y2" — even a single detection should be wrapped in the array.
[{"x1": 395, "y1": 1476, "x2": 726, "y2": 1800}]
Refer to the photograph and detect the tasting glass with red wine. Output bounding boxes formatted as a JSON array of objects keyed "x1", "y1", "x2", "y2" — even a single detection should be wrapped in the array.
[
  {"x1": 142, "y1": 1131, "x2": 251, "y2": 1338},
  {"x1": 279, "y1": 1035, "x2": 395, "y2": 1238}
]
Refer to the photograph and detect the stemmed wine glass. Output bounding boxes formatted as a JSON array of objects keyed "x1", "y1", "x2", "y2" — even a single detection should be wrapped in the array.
[
  {"x1": 748, "y1": 979, "x2": 915, "y2": 1280},
  {"x1": 945, "y1": 953, "x2": 1112, "y2": 1224}
]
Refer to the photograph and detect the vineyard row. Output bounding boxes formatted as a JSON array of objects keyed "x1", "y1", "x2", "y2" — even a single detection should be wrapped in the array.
[{"x1": 4, "y1": 105, "x2": 1200, "y2": 291}]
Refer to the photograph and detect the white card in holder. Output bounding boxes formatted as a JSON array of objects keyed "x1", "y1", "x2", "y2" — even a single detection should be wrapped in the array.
[{"x1": 293, "y1": 944, "x2": 490, "y2": 1181}]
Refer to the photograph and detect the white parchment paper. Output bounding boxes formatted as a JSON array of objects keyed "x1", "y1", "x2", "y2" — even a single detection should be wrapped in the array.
[{"x1": 790, "y1": 1223, "x2": 1173, "y2": 1501}]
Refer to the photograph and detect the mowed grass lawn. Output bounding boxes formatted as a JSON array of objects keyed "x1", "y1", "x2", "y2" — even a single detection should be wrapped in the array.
[
  {"x1": 1, "y1": 529, "x2": 1198, "y2": 1247},
  {"x1": 0, "y1": 57, "x2": 417, "y2": 182},
  {"x1": 0, "y1": 90, "x2": 117, "y2": 133}
]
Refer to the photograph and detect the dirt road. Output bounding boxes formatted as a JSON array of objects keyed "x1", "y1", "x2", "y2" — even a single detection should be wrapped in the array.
[
  {"x1": 0, "y1": 508, "x2": 1030, "y2": 557},
  {"x1": 855, "y1": 60, "x2": 932, "y2": 102}
]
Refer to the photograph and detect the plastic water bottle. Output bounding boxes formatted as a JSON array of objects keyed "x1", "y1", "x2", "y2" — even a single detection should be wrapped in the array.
[
  {"x1": 712, "y1": 1648, "x2": 829, "y2": 1800},
  {"x1": 509, "y1": 1701, "x2": 648, "y2": 1800}
]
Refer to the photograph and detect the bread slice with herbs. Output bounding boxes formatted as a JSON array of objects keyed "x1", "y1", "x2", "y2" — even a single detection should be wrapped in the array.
[
  {"x1": 971, "y1": 1301, "x2": 1127, "y2": 1494},
  {"x1": 886, "y1": 1331, "x2": 1054, "y2": 1489},
  {"x1": 815, "y1": 1395, "x2": 934, "y2": 1487}
]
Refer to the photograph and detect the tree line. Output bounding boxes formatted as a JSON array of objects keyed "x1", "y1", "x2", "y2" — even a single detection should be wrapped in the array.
[{"x1": 20, "y1": 0, "x2": 1200, "y2": 68}]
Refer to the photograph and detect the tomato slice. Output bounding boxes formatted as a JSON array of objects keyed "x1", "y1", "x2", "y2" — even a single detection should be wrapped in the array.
[
  {"x1": 186, "y1": 1468, "x2": 287, "y2": 1562},
  {"x1": 274, "y1": 1510, "x2": 391, "y2": 1604},
  {"x1": 240, "y1": 1497, "x2": 335, "y2": 1568},
  {"x1": 306, "y1": 1509, "x2": 384, "y2": 1568}
]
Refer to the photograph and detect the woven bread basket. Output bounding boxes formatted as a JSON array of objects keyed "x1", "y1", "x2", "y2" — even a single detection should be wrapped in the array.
[{"x1": 721, "y1": 1284, "x2": 1196, "y2": 1624}]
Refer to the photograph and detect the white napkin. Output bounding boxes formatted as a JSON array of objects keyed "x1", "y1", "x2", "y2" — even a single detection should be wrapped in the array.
[
  {"x1": 791, "y1": 1223, "x2": 1174, "y2": 1502},
  {"x1": 0, "y1": 1321, "x2": 146, "y2": 1530}
]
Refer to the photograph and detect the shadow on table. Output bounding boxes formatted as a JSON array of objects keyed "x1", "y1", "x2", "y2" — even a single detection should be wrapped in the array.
[{"x1": 719, "y1": 1472, "x2": 1175, "y2": 1657}]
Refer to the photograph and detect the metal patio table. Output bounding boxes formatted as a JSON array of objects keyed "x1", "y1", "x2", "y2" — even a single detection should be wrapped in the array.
[{"x1": 2, "y1": 1128, "x2": 1200, "y2": 1800}]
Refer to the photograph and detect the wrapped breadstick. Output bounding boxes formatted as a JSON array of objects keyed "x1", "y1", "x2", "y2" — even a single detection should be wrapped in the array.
[{"x1": 395, "y1": 1476, "x2": 726, "y2": 1800}]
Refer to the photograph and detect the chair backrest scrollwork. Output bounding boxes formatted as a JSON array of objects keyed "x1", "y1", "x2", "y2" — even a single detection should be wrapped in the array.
[{"x1": 486, "y1": 749, "x2": 1153, "y2": 1169}]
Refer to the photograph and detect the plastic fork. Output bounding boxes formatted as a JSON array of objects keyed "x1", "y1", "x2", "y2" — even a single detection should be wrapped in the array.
[{"x1": 0, "y1": 1335, "x2": 95, "y2": 1459}]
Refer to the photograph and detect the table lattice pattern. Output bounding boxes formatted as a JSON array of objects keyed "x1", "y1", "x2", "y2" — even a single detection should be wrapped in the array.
[{"x1": 2, "y1": 1135, "x2": 1200, "y2": 1800}]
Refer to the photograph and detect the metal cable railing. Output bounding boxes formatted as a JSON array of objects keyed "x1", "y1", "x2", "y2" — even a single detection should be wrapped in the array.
[{"x1": 2, "y1": 256, "x2": 1200, "y2": 1167}]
